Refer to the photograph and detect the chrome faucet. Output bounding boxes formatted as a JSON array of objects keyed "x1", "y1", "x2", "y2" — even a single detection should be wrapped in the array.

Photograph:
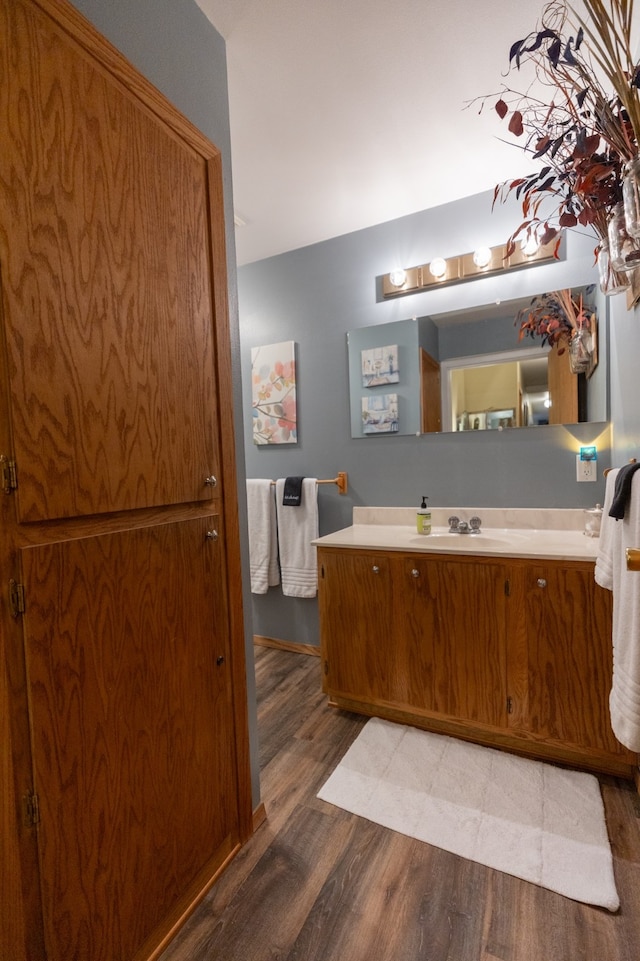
[{"x1": 448, "y1": 515, "x2": 482, "y2": 534}]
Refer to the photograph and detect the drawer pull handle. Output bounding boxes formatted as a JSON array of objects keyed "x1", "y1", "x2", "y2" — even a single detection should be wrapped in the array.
[
  {"x1": 411, "y1": 568, "x2": 420, "y2": 578},
  {"x1": 372, "y1": 565, "x2": 380, "y2": 574},
  {"x1": 537, "y1": 578, "x2": 547, "y2": 588}
]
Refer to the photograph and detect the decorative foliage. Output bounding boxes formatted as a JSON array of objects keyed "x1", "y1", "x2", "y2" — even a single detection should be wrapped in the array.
[
  {"x1": 515, "y1": 288, "x2": 596, "y2": 349},
  {"x1": 471, "y1": 1, "x2": 640, "y2": 255}
]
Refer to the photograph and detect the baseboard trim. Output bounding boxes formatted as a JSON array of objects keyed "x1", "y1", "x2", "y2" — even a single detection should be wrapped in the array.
[
  {"x1": 253, "y1": 635, "x2": 320, "y2": 657},
  {"x1": 252, "y1": 802, "x2": 267, "y2": 832}
]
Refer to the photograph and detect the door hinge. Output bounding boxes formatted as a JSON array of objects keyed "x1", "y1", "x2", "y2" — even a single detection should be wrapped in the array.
[
  {"x1": 23, "y1": 790, "x2": 40, "y2": 828},
  {"x1": 0, "y1": 455, "x2": 17, "y2": 493},
  {"x1": 9, "y1": 579, "x2": 25, "y2": 617},
  {"x1": 504, "y1": 578, "x2": 511, "y2": 596},
  {"x1": 507, "y1": 696, "x2": 513, "y2": 714}
]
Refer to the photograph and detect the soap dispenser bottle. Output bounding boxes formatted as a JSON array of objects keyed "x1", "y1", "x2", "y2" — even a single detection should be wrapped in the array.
[{"x1": 417, "y1": 496, "x2": 431, "y2": 535}]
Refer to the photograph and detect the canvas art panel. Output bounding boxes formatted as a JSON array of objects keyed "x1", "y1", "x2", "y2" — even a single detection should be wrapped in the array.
[
  {"x1": 251, "y1": 341, "x2": 297, "y2": 444},
  {"x1": 362, "y1": 393, "x2": 398, "y2": 434},
  {"x1": 361, "y1": 344, "x2": 399, "y2": 387}
]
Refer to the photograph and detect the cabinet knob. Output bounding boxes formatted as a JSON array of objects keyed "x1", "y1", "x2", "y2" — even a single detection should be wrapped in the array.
[
  {"x1": 411, "y1": 568, "x2": 420, "y2": 578},
  {"x1": 537, "y1": 578, "x2": 547, "y2": 588},
  {"x1": 204, "y1": 475, "x2": 217, "y2": 487},
  {"x1": 206, "y1": 530, "x2": 218, "y2": 541},
  {"x1": 216, "y1": 655, "x2": 225, "y2": 666},
  {"x1": 372, "y1": 565, "x2": 380, "y2": 574}
]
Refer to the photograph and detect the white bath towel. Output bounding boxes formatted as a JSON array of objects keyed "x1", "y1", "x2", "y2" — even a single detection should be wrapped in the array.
[
  {"x1": 246, "y1": 479, "x2": 280, "y2": 594},
  {"x1": 595, "y1": 468, "x2": 640, "y2": 751},
  {"x1": 595, "y1": 468, "x2": 618, "y2": 591},
  {"x1": 275, "y1": 477, "x2": 319, "y2": 597}
]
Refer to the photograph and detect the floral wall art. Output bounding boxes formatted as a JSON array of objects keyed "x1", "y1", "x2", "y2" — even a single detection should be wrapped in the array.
[{"x1": 251, "y1": 341, "x2": 297, "y2": 445}]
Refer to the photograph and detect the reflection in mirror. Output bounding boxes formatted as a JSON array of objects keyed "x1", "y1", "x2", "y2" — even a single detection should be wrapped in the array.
[
  {"x1": 436, "y1": 285, "x2": 605, "y2": 432},
  {"x1": 347, "y1": 284, "x2": 608, "y2": 437},
  {"x1": 441, "y1": 346, "x2": 580, "y2": 432}
]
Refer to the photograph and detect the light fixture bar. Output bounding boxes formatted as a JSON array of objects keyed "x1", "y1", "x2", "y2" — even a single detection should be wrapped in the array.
[{"x1": 382, "y1": 238, "x2": 560, "y2": 298}]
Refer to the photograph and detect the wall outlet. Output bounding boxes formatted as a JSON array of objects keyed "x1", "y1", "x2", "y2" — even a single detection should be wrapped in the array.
[{"x1": 576, "y1": 454, "x2": 597, "y2": 482}]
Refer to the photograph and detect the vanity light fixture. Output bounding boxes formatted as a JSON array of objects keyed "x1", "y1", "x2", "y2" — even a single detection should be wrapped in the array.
[{"x1": 381, "y1": 236, "x2": 562, "y2": 298}]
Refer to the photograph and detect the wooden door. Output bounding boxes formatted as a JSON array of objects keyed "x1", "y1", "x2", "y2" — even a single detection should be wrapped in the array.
[
  {"x1": 318, "y1": 549, "x2": 398, "y2": 705},
  {"x1": 0, "y1": 2, "x2": 251, "y2": 960},
  {"x1": 547, "y1": 344, "x2": 578, "y2": 424},
  {"x1": 399, "y1": 554, "x2": 508, "y2": 727},
  {"x1": 420, "y1": 348, "x2": 441, "y2": 433},
  {"x1": 521, "y1": 563, "x2": 633, "y2": 758},
  {"x1": 21, "y1": 517, "x2": 237, "y2": 961}
]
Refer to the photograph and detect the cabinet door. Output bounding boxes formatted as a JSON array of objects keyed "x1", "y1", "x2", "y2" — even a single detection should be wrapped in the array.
[
  {"x1": 398, "y1": 554, "x2": 508, "y2": 727},
  {"x1": 0, "y1": 0, "x2": 220, "y2": 523},
  {"x1": 318, "y1": 549, "x2": 399, "y2": 705},
  {"x1": 21, "y1": 517, "x2": 238, "y2": 961},
  {"x1": 523, "y1": 563, "x2": 629, "y2": 756}
]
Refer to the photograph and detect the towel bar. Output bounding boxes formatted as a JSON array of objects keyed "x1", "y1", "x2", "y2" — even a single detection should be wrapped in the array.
[
  {"x1": 604, "y1": 457, "x2": 637, "y2": 476},
  {"x1": 269, "y1": 472, "x2": 348, "y2": 495},
  {"x1": 627, "y1": 548, "x2": 640, "y2": 572}
]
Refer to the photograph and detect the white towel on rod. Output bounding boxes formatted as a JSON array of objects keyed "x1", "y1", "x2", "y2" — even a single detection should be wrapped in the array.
[
  {"x1": 275, "y1": 478, "x2": 319, "y2": 597},
  {"x1": 595, "y1": 468, "x2": 640, "y2": 751},
  {"x1": 246, "y1": 479, "x2": 280, "y2": 594}
]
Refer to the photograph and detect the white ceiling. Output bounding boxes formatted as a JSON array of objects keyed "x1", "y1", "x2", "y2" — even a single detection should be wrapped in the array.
[{"x1": 194, "y1": 0, "x2": 582, "y2": 267}]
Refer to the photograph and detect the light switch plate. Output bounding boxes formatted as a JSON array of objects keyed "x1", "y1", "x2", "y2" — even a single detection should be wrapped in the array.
[{"x1": 576, "y1": 454, "x2": 597, "y2": 482}]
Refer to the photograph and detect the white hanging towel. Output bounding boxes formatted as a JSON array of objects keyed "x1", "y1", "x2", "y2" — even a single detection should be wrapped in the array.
[
  {"x1": 595, "y1": 468, "x2": 640, "y2": 751},
  {"x1": 275, "y1": 478, "x2": 319, "y2": 597},
  {"x1": 246, "y1": 479, "x2": 280, "y2": 594}
]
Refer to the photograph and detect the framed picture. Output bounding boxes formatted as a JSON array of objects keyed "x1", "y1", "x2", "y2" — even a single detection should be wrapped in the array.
[
  {"x1": 362, "y1": 393, "x2": 399, "y2": 434},
  {"x1": 486, "y1": 409, "x2": 515, "y2": 430},
  {"x1": 467, "y1": 412, "x2": 487, "y2": 431},
  {"x1": 251, "y1": 341, "x2": 297, "y2": 444},
  {"x1": 361, "y1": 344, "x2": 399, "y2": 387}
]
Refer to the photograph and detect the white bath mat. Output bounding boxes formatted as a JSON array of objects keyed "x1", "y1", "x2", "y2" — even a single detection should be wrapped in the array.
[{"x1": 317, "y1": 718, "x2": 619, "y2": 911}]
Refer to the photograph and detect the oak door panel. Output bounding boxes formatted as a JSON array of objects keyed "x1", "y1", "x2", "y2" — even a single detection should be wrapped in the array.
[
  {"x1": 522, "y1": 563, "x2": 631, "y2": 757},
  {"x1": 0, "y1": 0, "x2": 219, "y2": 522},
  {"x1": 399, "y1": 555, "x2": 507, "y2": 726},
  {"x1": 319, "y1": 550, "x2": 398, "y2": 704},
  {"x1": 21, "y1": 516, "x2": 237, "y2": 961}
]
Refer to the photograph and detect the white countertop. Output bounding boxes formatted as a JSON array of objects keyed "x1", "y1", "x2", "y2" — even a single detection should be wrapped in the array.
[{"x1": 312, "y1": 507, "x2": 602, "y2": 562}]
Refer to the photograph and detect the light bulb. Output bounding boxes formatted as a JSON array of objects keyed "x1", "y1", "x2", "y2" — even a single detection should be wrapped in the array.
[
  {"x1": 429, "y1": 257, "x2": 447, "y2": 279},
  {"x1": 473, "y1": 247, "x2": 492, "y2": 268},
  {"x1": 521, "y1": 234, "x2": 540, "y2": 257},
  {"x1": 389, "y1": 268, "x2": 407, "y2": 288}
]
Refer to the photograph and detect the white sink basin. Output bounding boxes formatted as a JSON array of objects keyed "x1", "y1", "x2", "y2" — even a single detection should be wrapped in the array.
[{"x1": 409, "y1": 532, "x2": 528, "y2": 549}]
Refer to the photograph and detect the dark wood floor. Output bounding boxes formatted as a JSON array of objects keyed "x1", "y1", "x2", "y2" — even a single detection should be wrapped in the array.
[{"x1": 160, "y1": 646, "x2": 640, "y2": 961}]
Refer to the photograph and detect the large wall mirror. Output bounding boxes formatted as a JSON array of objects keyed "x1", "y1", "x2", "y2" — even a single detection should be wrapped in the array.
[{"x1": 347, "y1": 285, "x2": 607, "y2": 437}]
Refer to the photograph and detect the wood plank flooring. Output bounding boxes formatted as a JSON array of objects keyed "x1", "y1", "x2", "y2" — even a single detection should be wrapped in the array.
[{"x1": 159, "y1": 646, "x2": 640, "y2": 961}]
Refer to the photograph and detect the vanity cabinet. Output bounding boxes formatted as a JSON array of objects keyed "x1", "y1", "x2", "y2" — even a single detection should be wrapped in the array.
[{"x1": 318, "y1": 546, "x2": 636, "y2": 779}]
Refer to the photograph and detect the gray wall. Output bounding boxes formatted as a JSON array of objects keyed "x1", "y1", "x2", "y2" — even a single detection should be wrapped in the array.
[
  {"x1": 239, "y1": 191, "x2": 621, "y2": 647},
  {"x1": 68, "y1": 0, "x2": 260, "y2": 804},
  {"x1": 610, "y1": 292, "x2": 640, "y2": 462}
]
